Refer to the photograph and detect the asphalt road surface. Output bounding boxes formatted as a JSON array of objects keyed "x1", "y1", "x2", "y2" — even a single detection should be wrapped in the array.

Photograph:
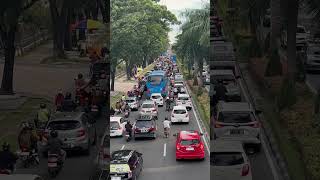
[
  {"x1": 14, "y1": 111, "x2": 106, "y2": 180},
  {"x1": 111, "y1": 81, "x2": 210, "y2": 180}
]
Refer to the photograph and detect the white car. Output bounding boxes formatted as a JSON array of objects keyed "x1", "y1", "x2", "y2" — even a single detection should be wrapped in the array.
[
  {"x1": 150, "y1": 93, "x2": 164, "y2": 106},
  {"x1": 125, "y1": 97, "x2": 139, "y2": 110},
  {"x1": 211, "y1": 140, "x2": 252, "y2": 180},
  {"x1": 171, "y1": 106, "x2": 189, "y2": 123},
  {"x1": 140, "y1": 100, "x2": 158, "y2": 119},
  {"x1": 110, "y1": 116, "x2": 127, "y2": 137},
  {"x1": 176, "y1": 94, "x2": 192, "y2": 110}
]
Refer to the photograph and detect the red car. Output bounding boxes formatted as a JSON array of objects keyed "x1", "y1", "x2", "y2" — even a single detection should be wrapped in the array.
[{"x1": 175, "y1": 130, "x2": 205, "y2": 160}]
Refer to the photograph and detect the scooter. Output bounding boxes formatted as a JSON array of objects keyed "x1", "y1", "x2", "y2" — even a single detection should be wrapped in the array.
[{"x1": 47, "y1": 153, "x2": 63, "y2": 178}]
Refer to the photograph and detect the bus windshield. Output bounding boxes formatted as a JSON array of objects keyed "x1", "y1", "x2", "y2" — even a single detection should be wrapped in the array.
[{"x1": 148, "y1": 75, "x2": 163, "y2": 85}]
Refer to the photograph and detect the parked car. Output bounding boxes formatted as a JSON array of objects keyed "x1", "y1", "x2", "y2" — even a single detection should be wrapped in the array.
[
  {"x1": 175, "y1": 130, "x2": 205, "y2": 160},
  {"x1": 140, "y1": 100, "x2": 158, "y2": 119},
  {"x1": 212, "y1": 101, "x2": 262, "y2": 152},
  {"x1": 171, "y1": 106, "x2": 189, "y2": 123},
  {"x1": 211, "y1": 140, "x2": 253, "y2": 180},
  {"x1": 109, "y1": 150, "x2": 143, "y2": 180},
  {"x1": 42, "y1": 112, "x2": 97, "y2": 155},
  {"x1": 125, "y1": 97, "x2": 140, "y2": 110},
  {"x1": 110, "y1": 116, "x2": 127, "y2": 137},
  {"x1": 133, "y1": 118, "x2": 157, "y2": 139},
  {"x1": 176, "y1": 93, "x2": 192, "y2": 110},
  {"x1": 150, "y1": 93, "x2": 164, "y2": 106}
]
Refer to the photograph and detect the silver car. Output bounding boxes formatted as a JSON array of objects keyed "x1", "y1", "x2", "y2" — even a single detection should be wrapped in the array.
[
  {"x1": 125, "y1": 97, "x2": 139, "y2": 110},
  {"x1": 212, "y1": 102, "x2": 261, "y2": 152},
  {"x1": 42, "y1": 112, "x2": 97, "y2": 155},
  {"x1": 140, "y1": 100, "x2": 158, "y2": 119}
]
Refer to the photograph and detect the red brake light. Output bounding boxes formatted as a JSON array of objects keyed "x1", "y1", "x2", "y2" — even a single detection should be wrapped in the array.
[
  {"x1": 152, "y1": 108, "x2": 157, "y2": 112},
  {"x1": 149, "y1": 127, "x2": 156, "y2": 132},
  {"x1": 251, "y1": 121, "x2": 260, "y2": 128},
  {"x1": 242, "y1": 164, "x2": 250, "y2": 176},
  {"x1": 77, "y1": 128, "x2": 86, "y2": 137}
]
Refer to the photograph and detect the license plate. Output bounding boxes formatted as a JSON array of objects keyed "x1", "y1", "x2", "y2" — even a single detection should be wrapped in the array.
[
  {"x1": 146, "y1": 111, "x2": 151, "y2": 113},
  {"x1": 141, "y1": 129, "x2": 148, "y2": 133},
  {"x1": 182, "y1": 101, "x2": 186, "y2": 104},
  {"x1": 111, "y1": 177, "x2": 121, "y2": 180},
  {"x1": 230, "y1": 129, "x2": 244, "y2": 134},
  {"x1": 186, "y1": 147, "x2": 194, "y2": 151},
  {"x1": 48, "y1": 163, "x2": 57, "y2": 167}
]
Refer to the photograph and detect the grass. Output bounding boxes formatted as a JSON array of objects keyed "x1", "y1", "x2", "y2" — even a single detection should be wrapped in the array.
[
  {"x1": 110, "y1": 92, "x2": 125, "y2": 109},
  {"x1": 0, "y1": 98, "x2": 52, "y2": 151}
]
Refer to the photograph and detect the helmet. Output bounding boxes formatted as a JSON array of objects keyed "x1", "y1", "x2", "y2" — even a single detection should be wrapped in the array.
[
  {"x1": 165, "y1": 116, "x2": 168, "y2": 120},
  {"x1": 40, "y1": 103, "x2": 46, "y2": 108},
  {"x1": 2, "y1": 142, "x2": 10, "y2": 151},
  {"x1": 78, "y1": 73, "x2": 83, "y2": 79},
  {"x1": 166, "y1": 97, "x2": 169, "y2": 100},
  {"x1": 50, "y1": 130, "x2": 58, "y2": 138}
]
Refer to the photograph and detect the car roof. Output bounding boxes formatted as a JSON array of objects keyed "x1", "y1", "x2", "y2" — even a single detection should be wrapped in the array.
[
  {"x1": 173, "y1": 105, "x2": 187, "y2": 110},
  {"x1": 142, "y1": 100, "x2": 155, "y2": 104},
  {"x1": 178, "y1": 93, "x2": 189, "y2": 97},
  {"x1": 111, "y1": 150, "x2": 134, "y2": 163},
  {"x1": 151, "y1": 93, "x2": 162, "y2": 96},
  {"x1": 217, "y1": 102, "x2": 253, "y2": 112},
  {"x1": 211, "y1": 70, "x2": 234, "y2": 76},
  {"x1": 211, "y1": 140, "x2": 244, "y2": 152},
  {"x1": 126, "y1": 97, "x2": 136, "y2": 100},
  {"x1": 0, "y1": 174, "x2": 41, "y2": 180},
  {"x1": 110, "y1": 116, "x2": 123, "y2": 122},
  {"x1": 179, "y1": 130, "x2": 200, "y2": 140},
  {"x1": 50, "y1": 112, "x2": 83, "y2": 121}
]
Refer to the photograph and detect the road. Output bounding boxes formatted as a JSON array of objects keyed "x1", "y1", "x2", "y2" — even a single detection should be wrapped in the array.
[{"x1": 110, "y1": 80, "x2": 210, "y2": 180}]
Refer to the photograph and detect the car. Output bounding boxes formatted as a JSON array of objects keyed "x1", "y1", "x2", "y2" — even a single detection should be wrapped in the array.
[
  {"x1": 171, "y1": 106, "x2": 189, "y2": 123},
  {"x1": 0, "y1": 174, "x2": 44, "y2": 180},
  {"x1": 176, "y1": 93, "x2": 192, "y2": 110},
  {"x1": 211, "y1": 140, "x2": 253, "y2": 180},
  {"x1": 136, "y1": 114, "x2": 156, "y2": 121},
  {"x1": 42, "y1": 112, "x2": 97, "y2": 155},
  {"x1": 175, "y1": 130, "x2": 205, "y2": 160},
  {"x1": 174, "y1": 74, "x2": 183, "y2": 81},
  {"x1": 125, "y1": 97, "x2": 140, "y2": 110},
  {"x1": 140, "y1": 100, "x2": 158, "y2": 119},
  {"x1": 95, "y1": 131, "x2": 110, "y2": 169},
  {"x1": 133, "y1": 118, "x2": 157, "y2": 139},
  {"x1": 110, "y1": 116, "x2": 127, "y2": 137},
  {"x1": 150, "y1": 93, "x2": 164, "y2": 106},
  {"x1": 109, "y1": 150, "x2": 143, "y2": 180},
  {"x1": 212, "y1": 101, "x2": 261, "y2": 152},
  {"x1": 304, "y1": 44, "x2": 320, "y2": 72},
  {"x1": 210, "y1": 70, "x2": 241, "y2": 102}
]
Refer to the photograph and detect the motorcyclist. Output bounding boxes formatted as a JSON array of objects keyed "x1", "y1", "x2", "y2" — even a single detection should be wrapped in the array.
[
  {"x1": 61, "y1": 92, "x2": 77, "y2": 112},
  {"x1": 163, "y1": 117, "x2": 171, "y2": 138},
  {"x1": 0, "y1": 142, "x2": 18, "y2": 173},
  {"x1": 55, "y1": 89, "x2": 64, "y2": 111},
  {"x1": 125, "y1": 121, "x2": 133, "y2": 139},
  {"x1": 165, "y1": 96, "x2": 171, "y2": 111},
  {"x1": 17, "y1": 123, "x2": 40, "y2": 164},
  {"x1": 35, "y1": 103, "x2": 50, "y2": 129},
  {"x1": 115, "y1": 101, "x2": 122, "y2": 113},
  {"x1": 47, "y1": 130, "x2": 66, "y2": 164}
]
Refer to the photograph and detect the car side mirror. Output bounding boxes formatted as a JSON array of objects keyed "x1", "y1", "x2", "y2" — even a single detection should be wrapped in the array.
[{"x1": 255, "y1": 110, "x2": 262, "y2": 114}]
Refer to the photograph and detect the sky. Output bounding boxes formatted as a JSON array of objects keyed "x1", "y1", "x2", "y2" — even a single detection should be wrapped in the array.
[{"x1": 159, "y1": 0, "x2": 209, "y2": 44}]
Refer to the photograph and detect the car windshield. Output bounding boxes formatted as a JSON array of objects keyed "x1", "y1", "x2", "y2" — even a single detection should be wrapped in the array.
[
  {"x1": 174, "y1": 109, "x2": 186, "y2": 114},
  {"x1": 148, "y1": 75, "x2": 163, "y2": 85},
  {"x1": 126, "y1": 99, "x2": 135, "y2": 103},
  {"x1": 211, "y1": 152, "x2": 244, "y2": 166},
  {"x1": 218, "y1": 112, "x2": 254, "y2": 123},
  {"x1": 175, "y1": 84, "x2": 183, "y2": 87},
  {"x1": 297, "y1": 27, "x2": 306, "y2": 33},
  {"x1": 110, "y1": 121, "x2": 120, "y2": 130},
  {"x1": 142, "y1": 103, "x2": 154, "y2": 108},
  {"x1": 48, "y1": 120, "x2": 80, "y2": 130},
  {"x1": 151, "y1": 95, "x2": 161, "y2": 99},
  {"x1": 178, "y1": 97, "x2": 189, "y2": 101},
  {"x1": 135, "y1": 121, "x2": 153, "y2": 128},
  {"x1": 180, "y1": 139, "x2": 199, "y2": 146}
]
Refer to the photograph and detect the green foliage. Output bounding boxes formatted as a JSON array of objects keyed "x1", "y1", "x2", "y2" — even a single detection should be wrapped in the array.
[
  {"x1": 265, "y1": 48, "x2": 283, "y2": 76},
  {"x1": 20, "y1": 1, "x2": 51, "y2": 29}
]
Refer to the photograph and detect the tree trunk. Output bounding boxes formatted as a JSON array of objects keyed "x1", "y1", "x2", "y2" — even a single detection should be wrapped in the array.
[
  {"x1": 0, "y1": 28, "x2": 16, "y2": 94},
  {"x1": 270, "y1": 0, "x2": 281, "y2": 50},
  {"x1": 125, "y1": 61, "x2": 131, "y2": 80}
]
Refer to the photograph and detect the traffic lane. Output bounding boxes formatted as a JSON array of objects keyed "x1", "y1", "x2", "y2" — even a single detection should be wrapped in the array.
[
  {"x1": 110, "y1": 100, "x2": 209, "y2": 180},
  {"x1": 15, "y1": 114, "x2": 106, "y2": 180}
]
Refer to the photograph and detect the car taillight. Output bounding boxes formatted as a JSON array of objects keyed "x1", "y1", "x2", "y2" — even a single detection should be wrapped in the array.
[
  {"x1": 177, "y1": 144, "x2": 181, "y2": 150},
  {"x1": 242, "y1": 164, "x2": 250, "y2": 176},
  {"x1": 149, "y1": 126, "x2": 155, "y2": 132},
  {"x1": 214, "y1": 122, "x2": 224, "y2": 128},
  {"x1": 152, "y1": 109, "x2": 157, "y2": 112},
  {"x1": 250, "y1": 121, "x2": 260, "y2": 128},
  {"x1": 77, "y1": 128, "x2": 86, "y2": 137}
]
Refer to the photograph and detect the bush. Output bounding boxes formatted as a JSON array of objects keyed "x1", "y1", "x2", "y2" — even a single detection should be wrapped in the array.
[{"x1": 197, "y1": 87, "x2": 203, "y2": 96}]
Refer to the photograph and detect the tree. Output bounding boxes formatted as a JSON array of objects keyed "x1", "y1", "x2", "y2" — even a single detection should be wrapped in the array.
[{"x1": 0, "y1": 0, "x2": 39, "y2": 94}]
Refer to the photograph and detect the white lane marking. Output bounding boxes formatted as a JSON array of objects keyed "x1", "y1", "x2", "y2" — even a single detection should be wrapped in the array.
[
  {"x1": 238, "y1": 75, "x2": 279, "y2": 180},
  {"x1": 185, "y1": 85, "x2": 210, "y2": 154},
  {"x1": 163, "y1": 143, "x2": 167, "y2": 157},
  {"x1": 121, "y1": 145, "x2": 125, "y2": 150}
]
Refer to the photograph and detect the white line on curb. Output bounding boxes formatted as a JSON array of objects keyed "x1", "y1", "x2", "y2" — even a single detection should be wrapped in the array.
[
  {"x1": 163, "y1": 143, "x2": 167, "y2": 157},
  {"x1": 121, "y1": 145, "x2": 125, "y2": 150}
]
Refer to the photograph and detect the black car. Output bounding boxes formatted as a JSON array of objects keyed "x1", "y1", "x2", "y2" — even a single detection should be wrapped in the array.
[
  {"x1": 109, "y1": 150, "x2": 143, "y2": 180},
  {"x1": 133, "y1": 119, "x2": 157, "y2": 139}
]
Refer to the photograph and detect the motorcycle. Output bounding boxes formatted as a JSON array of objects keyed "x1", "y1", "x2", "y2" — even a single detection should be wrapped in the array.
[
  {"x1": 47, "y1": 153, "x2": 63, "y2": 178},
  {"x1": 164, "y1": 128, "x2": 169, "y2": 138},
  {"x1": 125, "y1": 131, "x2": 132, "y2": 142},
  {"x1": 17, "y1": 148, "x2": 39, "y2": 168}
]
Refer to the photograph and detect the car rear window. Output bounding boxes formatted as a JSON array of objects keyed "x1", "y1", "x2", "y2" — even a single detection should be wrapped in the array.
[
  {"x1": 178, "y1": 97, "x2": 189, "y2": 100},
  {"x1": 126, "y1": 99, "x2": 135, "y2": 103},
  {"x1": 180, "y1": 139, "x2": 199, "y2": 146},
  {"x1": 211, "y1": 152, "x2": 244, "y2": 166},
  {"x1": 151, "y1": 95, "x2": 161, "y2": 99},
  {"x1": 174, "y1": 109, "x2": 186, "y2": 114},
  {"x1": 142, "y1": 103, "x2": 154, "y2": 108},
  {"x1": 110, "y1": 121, "x2": 120, "y2": 130},
  {"x1": 218, "y1": 112, "x2": 254, "y2": 123},
  {"x1": 48, "y1": 120, "x2": 80, "y2": 130},
  {"x1": 135, "y1": 121, "x2": 153, "y2": 128}
]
